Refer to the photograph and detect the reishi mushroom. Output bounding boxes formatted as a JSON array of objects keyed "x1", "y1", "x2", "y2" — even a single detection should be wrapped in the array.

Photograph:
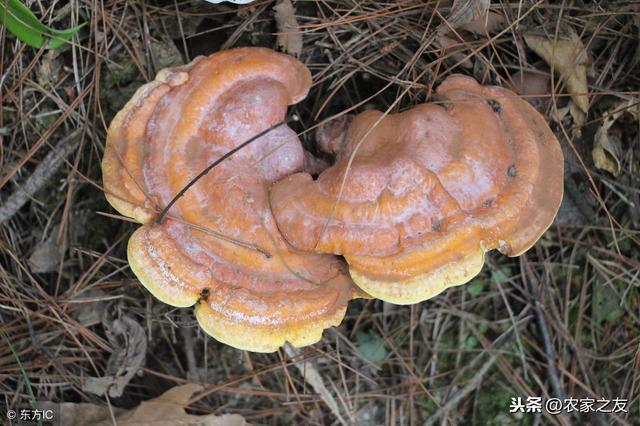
[
  {"x1": 102, "y1": 48, "x2": 360, "y2": 352},
  {"x1": 270, "y1": 75, "x2": 564, "y2": 304}
]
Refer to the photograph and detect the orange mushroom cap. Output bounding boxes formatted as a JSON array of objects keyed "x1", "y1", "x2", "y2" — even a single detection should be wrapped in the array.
[
  {"x1": 102, "y1": 48, "x2": 360, "y2": 352},
  {"x1": 270, "y1": 75, "x2": 564, "y2": 304}
]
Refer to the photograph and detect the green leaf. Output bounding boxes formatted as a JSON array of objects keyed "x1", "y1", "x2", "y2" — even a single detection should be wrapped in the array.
[
  {"x1": 491, "y1": 266, "x2": 512, "y2": 283},
  {"x1": 463, "y1": 334, "x2": 478, "y2": 350},
  {"x1": 592, "y1": 281, "x2": 625, "y2": 324},
  {"x1": 355, "y1": 331, "x2": 387, "y2": 363},
  {"x1": 0, "y1": 0, "x2": 84, "y2": 49},
  {"x1": 467, "y1": 279, "x2": 486, "y2": 296}
]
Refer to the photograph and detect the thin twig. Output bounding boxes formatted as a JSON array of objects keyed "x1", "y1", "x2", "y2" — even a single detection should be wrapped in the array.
[
  {"x1": 424, "y1": 316, "x2": 531, "y2": 426},
  {"x1": 0, "y1": 130, "x2": 81, "y2": 226},
  {"x1": 521, "y1": 255, "x2": 572, "y2": 425},
  {"x1": 154, "y1": 120, "x2": 287, "y2": 224},
  {"x1": 283, "y1": 343, "x2": 350, "y2": 426}
]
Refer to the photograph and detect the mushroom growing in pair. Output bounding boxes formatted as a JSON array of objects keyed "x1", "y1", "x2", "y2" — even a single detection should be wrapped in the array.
[
  {"x1": 102, "y1": 48, "x2": 360, "y2": 352},
  {"x1": 271, "y1": 75, "x2": 564, "y2": 304},
  {"x1": 102, "y1": 47, "x2": 563, "y2": 352}
]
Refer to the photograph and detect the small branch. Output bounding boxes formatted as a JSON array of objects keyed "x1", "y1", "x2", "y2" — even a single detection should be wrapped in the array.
[
  {"x1": 180, "y1": 311, "x2": 198, "y2": 382},
  {"x1": 0, "y1": 131, "x2": 80, "y2": 226},
  {"x1": 521, "y1": 255, "x2": 567, "y2": 403},
  {"x1": 424, "y1": 351, "x2": 498, "y2": 426},
  {"x1": 424, "y1": 317, "x2": 530, "y2": 426}
]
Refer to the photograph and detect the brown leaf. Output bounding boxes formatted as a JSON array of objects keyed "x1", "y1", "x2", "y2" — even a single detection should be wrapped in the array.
[
  {"x1": 36, "y1": 50, "x2": 62, "y2": 88},
  {"x1": 461, "y1": 11, "x2": 506, "y2": 35},
  {"x1": 105, "y1": 384, "x2": 247, "y2": 426},
  {"x1": 592, "y1": 99, "x2": 639, "y2": 176},
  {"x1": 36, "y1": 401, "x2": 125, "y2": 426},
  {"x1": 445, "y1": 0, "x2": 490, "y2": 30},
  {"x1": 433, "y1": 35, "x2": 473, "y2": 69},
  {"x1": 524, "y1": 28, "x2": 590, "y2": 114},
  {"x1": 593, "y1": 129, "x2": 621, "y2": 176},
  {"x1": 510, "y1": 69, "x2": 550, "y2": 112},
  {"x1": 550, "y1": 104, "x2": 570, "y2": 124},
  {"x1": 28, "y1": 225, "x2": 61, "y2": 273},
  {"x1": 83, "y1": 305, "x2": 147, "y2": 397},
  {"x1": 283, "y1": 344, "x2": 347, "y2": 425},
  {"x1": 439, "y1": 0, "x2": 505, "y2": 41},
  {"x1": 36, "y1": 385, "x2": 247, "y2": 426},
  {"x1": 274, "y1": 0, "x2": 302, "y2": 57},
  {"x1": 511, "y1": 70, "x2": 550, "y2": 97},
  {"x1": 569, "y1": 101, "x2": 586, "y2": 137}
]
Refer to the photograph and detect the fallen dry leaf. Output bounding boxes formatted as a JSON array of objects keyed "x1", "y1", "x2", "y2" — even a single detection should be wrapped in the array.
[
  {"x1": 440, "y1": 0, "x2": 505, "y2": 36},
  {"x1": 73, "y1": 289, "x2": 109, "y2": 328},
  {"x1": 510, "y1": 70, "x2": 550, "y2": 98},
  {"x1": 593, "y1": 128, "x2": 622, "y2": 176},
  {"x1": 105, "y1": 384, "x2": 246, "y2": 426},
  {"x1": 28, "y1": 225, "x2": 61, "y2": 273},
  {"x1": 36, "y1": 50, "x2": 62, "y2": 88},
  {"x1": 36, "y1": 401, "x2": 125, "y2": 426},
  {"x1": 550, "y1": 104, "x2": 570, "y2": 124},
  {"x1": 36, "y1": 385, "x2": 246, "y2": 426},
  {"x1": 510, "y1": 69, "x2": 550, "y2": 112},
  {"x1": 524, "y1": 27, "x2": 590, "y2": 114},
  {"x1": 274, "y1": 0, "x2": 302, "y2": 57},
  {"x1": 592, "y1": 98, "x2": 639, "y2": 176},
  {"x1": 83, "y1": 304, "x2": 147, "y2": 397},
  {"x1": 462, "y1": 11, "x2": 506, "y2": 35},
  {"x1": 569, "y1": 100, "x2": 587, "y2": 137},
  {"x1": 436, "y1": 0, "x2": 504, "y2": 68},
  {"x1": 445, "y1": 0, "x2": 490, "y2": 30},
  {"x1": 433, "y1": 35, "x2": 473, "y2": 69}
]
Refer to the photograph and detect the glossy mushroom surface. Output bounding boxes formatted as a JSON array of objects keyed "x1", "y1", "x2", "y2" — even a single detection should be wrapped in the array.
[
  {"x1": 270, "y1": 75, "x2": 564, "y2": 304},
  {"x1": 102, "y1": 48, "x2": 358, "y2": 352}
]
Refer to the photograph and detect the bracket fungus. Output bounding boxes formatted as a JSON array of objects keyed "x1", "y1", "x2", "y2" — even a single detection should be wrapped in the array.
[
  {"x1": 102, "y1": 48, "x2": 359, "y2": 352},
  {"x1": 271, "y1": 75, "x2": 564, "y2": 304}
]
